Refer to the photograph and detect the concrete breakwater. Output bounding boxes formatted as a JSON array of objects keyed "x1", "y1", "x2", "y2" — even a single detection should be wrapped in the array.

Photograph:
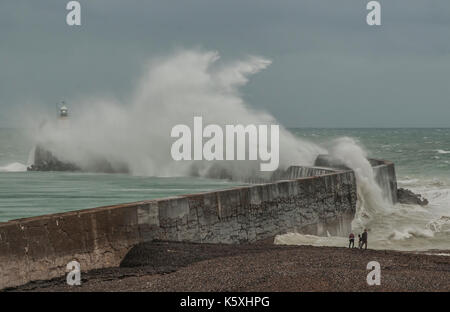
[
  {"x1": 0, "y1": 160, "x2": 397, "y2": 289},
  {"x1": 370, "y1": 159, "x2": 398, "y2": 203}
]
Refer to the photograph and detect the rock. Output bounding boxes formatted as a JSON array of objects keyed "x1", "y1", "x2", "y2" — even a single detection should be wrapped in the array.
[
  {"x1": 397, "y1": 188, "x2": 428, "y2": 206},
  {"x1": 27, "y1": 145, "x2": 79, "y2": 172},
  {"x1": 27, "y1": 145, "x2": 129, "y2": 173}
]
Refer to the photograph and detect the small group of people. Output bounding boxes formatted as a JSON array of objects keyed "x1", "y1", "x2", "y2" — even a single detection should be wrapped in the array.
[{"x1": 348, "y1": 229, "x2": 368, "y2": 249}]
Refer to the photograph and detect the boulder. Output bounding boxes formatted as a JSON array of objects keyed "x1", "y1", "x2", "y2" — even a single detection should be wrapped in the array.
[{"x1": 397, "y1": 188, "x2": 428, "y2": 206}]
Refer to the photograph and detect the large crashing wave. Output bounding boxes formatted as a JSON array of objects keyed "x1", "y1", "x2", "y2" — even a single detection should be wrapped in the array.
[
  {"x1": 33, "y1": 50, "x2": 323, "y2": 180},
  {"x1": 326, "y1": 137, "x2": 392, "y2": 230}
]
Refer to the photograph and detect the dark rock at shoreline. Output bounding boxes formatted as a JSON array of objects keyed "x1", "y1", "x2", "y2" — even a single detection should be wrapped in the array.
[
  {"x1": 27, "y1": 146, "x2": 79, "y2": 172},
  {"x1": 27, "y1": 145, "x2": 130, "y2": 173},
  {"x1": 397, "y1": 188, "x2": 428, "y2": 206}
]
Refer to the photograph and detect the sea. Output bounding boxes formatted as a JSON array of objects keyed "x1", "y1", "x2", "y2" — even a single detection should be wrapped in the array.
[
  {"x1": 0, "y1": 127, "x2": 449, "y2": 252},
  {"x1": 0, "y1": 128, "x2": 242, "y2": 222}
]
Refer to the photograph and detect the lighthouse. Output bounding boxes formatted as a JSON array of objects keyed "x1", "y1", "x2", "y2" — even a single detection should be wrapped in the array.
[
  {"x1": 57, "y1": 101, "x2": 70, "y2": 129},
  {"x1": 59, "y1": 102, "x2": 69, "y2": 119}
]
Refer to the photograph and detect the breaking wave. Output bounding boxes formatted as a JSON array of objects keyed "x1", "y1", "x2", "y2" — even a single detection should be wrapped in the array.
[{"x1": 30, "y1": 50, "x2": 324, "y2": 180}]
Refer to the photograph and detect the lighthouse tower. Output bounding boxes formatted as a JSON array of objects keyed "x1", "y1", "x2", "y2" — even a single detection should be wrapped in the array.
[
  {"x1": 57, "y1": 101, "x2": 70, "y2": 128},
  {"x1": 59, "y1": 102, "x2": 68, "y2": 119}
]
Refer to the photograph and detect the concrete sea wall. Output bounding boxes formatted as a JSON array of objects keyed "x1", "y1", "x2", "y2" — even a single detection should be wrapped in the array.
[
  {"x1": 0, "y1": 162, "x2": 378, "y2": 289},
  {"x1": 315, "y1": 155, "x2": 398, "y2": 204},
  {"x1": 369, "y1": 159, "x2": 398, "y2": 203}
]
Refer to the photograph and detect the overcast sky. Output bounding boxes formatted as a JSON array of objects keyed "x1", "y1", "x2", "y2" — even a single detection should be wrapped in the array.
[{"x1": 1, "y1": 0, "x2": 449, "y2": 128}]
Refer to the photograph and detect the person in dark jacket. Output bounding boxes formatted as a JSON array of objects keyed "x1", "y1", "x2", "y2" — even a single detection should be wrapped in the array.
[{"x1": 360, "y1": 229, "x2": 368, "y2": 249}]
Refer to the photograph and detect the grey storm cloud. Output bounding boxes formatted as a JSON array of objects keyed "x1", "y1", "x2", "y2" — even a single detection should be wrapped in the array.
[{"x1": 0, "y1": 0, "x2": 449, "y2": 127}]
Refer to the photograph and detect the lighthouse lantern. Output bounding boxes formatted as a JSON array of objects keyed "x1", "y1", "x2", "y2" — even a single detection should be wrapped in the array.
[{"x1": 59, "y1": 105, "x2": 68, "y2": 118}]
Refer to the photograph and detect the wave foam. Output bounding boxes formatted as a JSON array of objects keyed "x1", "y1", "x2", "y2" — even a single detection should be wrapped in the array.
[
  {"x1": 427, "y1": 216, "x2": 450, "y2": 233},
  {"x1": 0, "y1": 162, "x2": 27, "y2": 172},
  {"x1": 32, "y1": 50, "x2": 324, "y2": 180},
  {"x1": 387, "y1": 227, "x2": 434, "y2": 241}
]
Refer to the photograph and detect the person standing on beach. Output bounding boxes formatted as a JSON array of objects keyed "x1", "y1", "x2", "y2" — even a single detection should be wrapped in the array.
[
  {"x1": 360, "y1": 229, "x2": 368, "y2": 250},
  {"x1": 348, "y1": 232, "x2": 355, "y2": 248}
]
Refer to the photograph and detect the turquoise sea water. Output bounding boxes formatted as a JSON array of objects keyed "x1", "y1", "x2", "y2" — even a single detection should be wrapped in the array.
[
  {"x1": 1, "y1": 128, "x2": 449, "y2": 225},
  {"x1": 0, "y1": 129, "x2": 243, "y2": 222},
  {"x1": 0, "y1": 172, "x2": 242, "y2": 222}
]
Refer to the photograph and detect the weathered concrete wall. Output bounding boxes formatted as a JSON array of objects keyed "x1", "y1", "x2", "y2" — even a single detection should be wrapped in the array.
[
  {"x1": 0, "y1": 167, "x2": 357, "y2": 289},
  {"x1": 0, "y1": 203, "x2": 141, "y2": 289},
  {"x1": 141, "y1": 170, "x2": 356, "y2": 244},
  {"x1": 369, "y1": 159, "x2": 398, "y2": 203},
  {"x1": 315, "y1": 155, "x2": 398, "y2": 204},
  {"x1": 283, "y1": 166, "x2": 338, "y2": 179}
]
